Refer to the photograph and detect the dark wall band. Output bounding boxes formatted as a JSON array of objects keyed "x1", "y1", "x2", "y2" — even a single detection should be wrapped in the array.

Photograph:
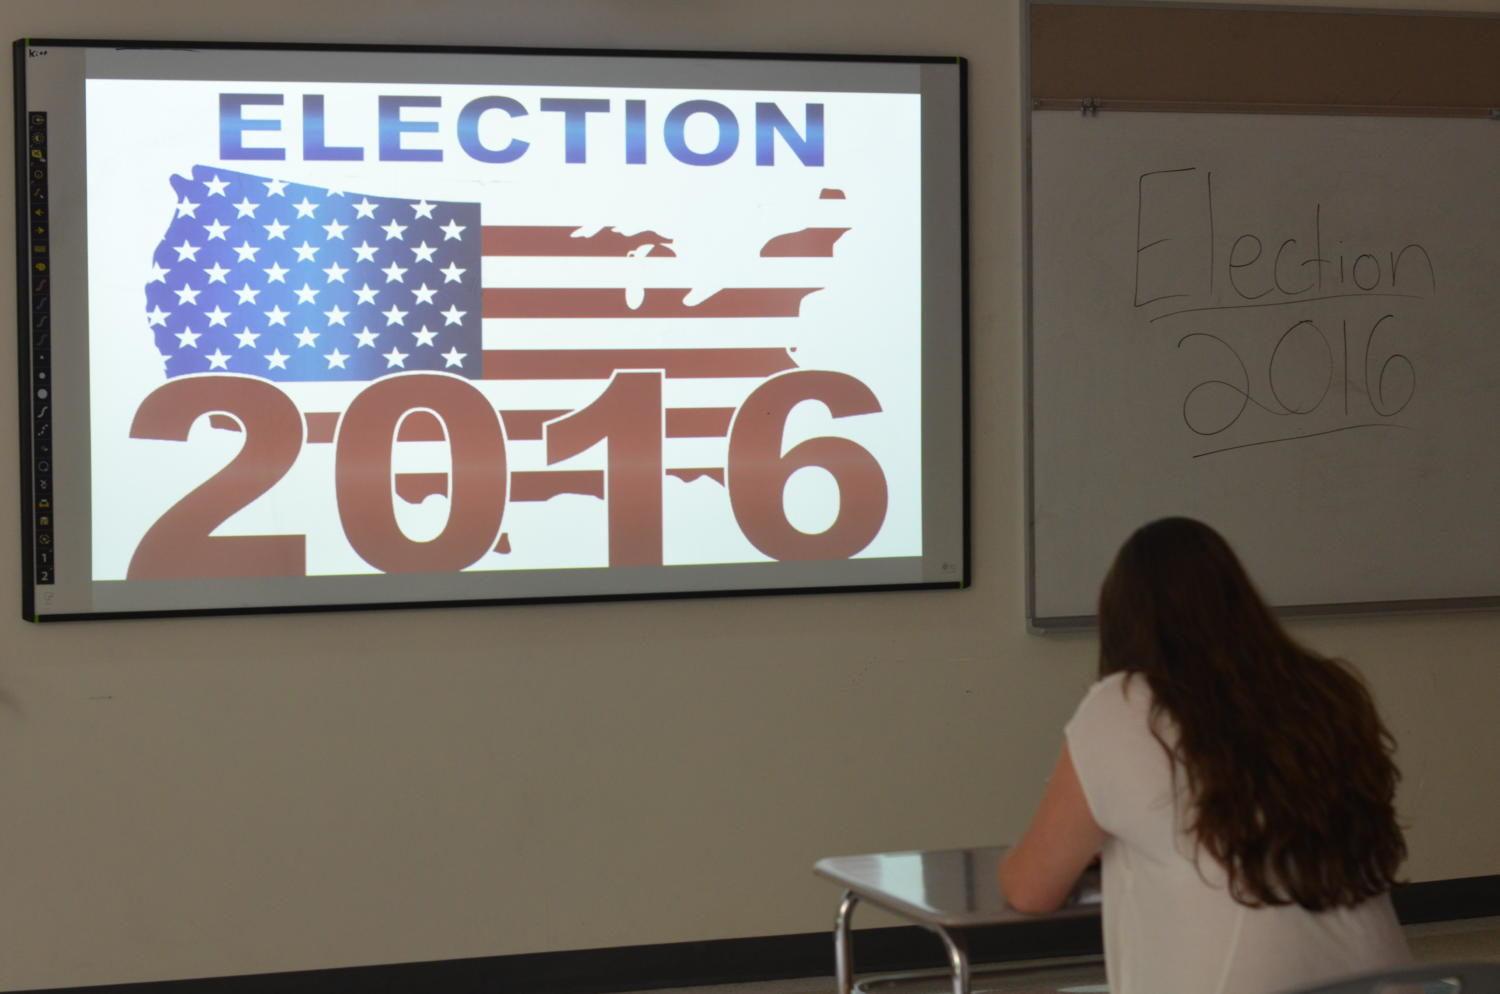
[
  {"x1": 11, "y1": 874, "x2": 1498, "y2": 994},
  {"x1": 1031, "y1": 3, "x2": 1500, "y2": 113}
]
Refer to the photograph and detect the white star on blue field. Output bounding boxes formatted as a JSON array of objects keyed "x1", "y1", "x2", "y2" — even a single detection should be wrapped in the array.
[{"x1": 145, "y1": 166, "x2": 483, "y2": 381}]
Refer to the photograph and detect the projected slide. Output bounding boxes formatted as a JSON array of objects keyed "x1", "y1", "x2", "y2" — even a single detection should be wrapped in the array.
[{"x1": 86, "y1": 79, "x2": 924, "y2": 584}]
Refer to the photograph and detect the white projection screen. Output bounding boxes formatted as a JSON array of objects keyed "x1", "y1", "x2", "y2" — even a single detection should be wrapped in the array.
[{"x1": 15, "y1": 40, "x2": 967, "y2": 620}]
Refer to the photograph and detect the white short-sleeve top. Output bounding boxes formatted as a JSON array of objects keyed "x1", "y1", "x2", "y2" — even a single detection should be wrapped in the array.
[{"x1": 1064, "y1": 672, "x2": 1410, "y2": 994}]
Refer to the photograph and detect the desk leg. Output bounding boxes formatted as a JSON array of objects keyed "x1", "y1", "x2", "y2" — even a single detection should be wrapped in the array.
[
  {"x1": 834, "y1": 890, "x2": 859, "y2": 994},
  {"x1": 938, "y1": 928, "x2": 970, "y2": 994}
]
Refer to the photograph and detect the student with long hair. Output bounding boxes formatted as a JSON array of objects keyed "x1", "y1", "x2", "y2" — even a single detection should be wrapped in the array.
[{"x1": 1000, "y1": 517, "x2": 1410, "y2": 994}]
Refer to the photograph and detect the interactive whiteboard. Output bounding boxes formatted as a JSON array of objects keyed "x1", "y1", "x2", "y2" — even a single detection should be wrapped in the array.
[{"x1": 16, "y1": 41, "x2": 967, "y2": 620}]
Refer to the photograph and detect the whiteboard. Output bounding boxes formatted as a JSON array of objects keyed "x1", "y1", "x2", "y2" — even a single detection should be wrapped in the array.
[{"x1": 1027, "y1": 112, "x2": 1500, "y2": 627}]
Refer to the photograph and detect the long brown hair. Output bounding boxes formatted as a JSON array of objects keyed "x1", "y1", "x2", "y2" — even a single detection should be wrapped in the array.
[{"x1": 1097, "y1": 517, "x2": 1405, "y2": 911}]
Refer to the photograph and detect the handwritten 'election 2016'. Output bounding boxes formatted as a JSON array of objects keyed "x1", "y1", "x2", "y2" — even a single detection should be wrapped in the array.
[{"x1": 1131, "y1": 167, "x2": 1436, "y2": 458}]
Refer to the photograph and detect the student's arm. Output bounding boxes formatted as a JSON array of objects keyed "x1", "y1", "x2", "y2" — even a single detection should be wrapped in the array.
[{"x1": 998, "y1": 741, "x2": 1106, "y2": 914}]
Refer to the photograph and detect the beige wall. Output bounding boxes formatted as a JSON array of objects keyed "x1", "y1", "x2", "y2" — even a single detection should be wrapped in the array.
[{"x1": 2, "y1": 1, "x2": 1499, "y2": 990}]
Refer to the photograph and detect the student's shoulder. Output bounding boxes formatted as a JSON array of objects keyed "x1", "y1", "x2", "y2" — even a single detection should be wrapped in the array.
[
  {"x1": 1071, "y1": 671, "x2": 1153, "y2": 729},
  {"x1": 1079, "y1": 670, "x2": 1140, "y2": 706},
  {"x1": 1087, "y1": 671, "x2": 1130, "y2": 698}
]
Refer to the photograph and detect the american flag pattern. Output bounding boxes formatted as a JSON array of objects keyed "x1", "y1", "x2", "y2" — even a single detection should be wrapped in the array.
[
  {"x1": 147, "y1": 166, "x2": 482, "y2": 381},
  {"x1": 145, "y1": 166, "x2": 850, "y2": 505}
]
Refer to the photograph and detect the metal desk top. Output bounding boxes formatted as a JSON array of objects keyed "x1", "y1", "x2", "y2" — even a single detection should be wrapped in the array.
[{"x1": 813, "y1": 845, "x2": 1101, "y2": 930}]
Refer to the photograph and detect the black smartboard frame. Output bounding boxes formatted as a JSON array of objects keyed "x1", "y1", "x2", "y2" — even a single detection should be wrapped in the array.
[{"x1": 14, "y1": 36, "x2": 970, "y2": 621}]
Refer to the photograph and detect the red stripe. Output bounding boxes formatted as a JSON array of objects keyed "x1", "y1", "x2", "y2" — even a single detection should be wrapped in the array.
[
  {"x1": 498, "y1": 409, "x2": 566, "y2": 441},
  {"x1": 394, "y1": 473, "x2": 447, "y2": 503},
  {"x1": 482, "y1": 287, "x2": 819, "y2": 319},
  {"x1": 666, "y1": 468, "x2": 725, "y2": 485},
  {"x1": 482, "y1": 226, "x2": 676, "y2": 257},
  {"x1": 304, "y1": 411, "x2": 450, "y2": 443},
  {"x1": 759, "y1": 227, "x2": 849, "y2": 257},
  {"x1": 501, "y1": 407, "x2": 733, "y2": 439},
  {"x1": 398, "y1": 411, "x2": 445, "y2": 441},
  {"x1": 482, "y1": 348, "x2": 795, "y2": 380},
  {"x1": 511, "y1": 469, "x2": 724, "y2": 500},
  {"x1": 305, "y1": 412, "x2": 337, "y2": 443},
  {"x1": 348, "y1": 469, "x2": 729, "y2": 502},
  {"x1": 302, "y1": 406, "x2": 738, "y2": 442},
  {"x1": 665, "y1": 407, "x2": 734, "y2": 437},
  {"x1": 511, "y1": 470, "x2": 603, "y2": 501}
]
